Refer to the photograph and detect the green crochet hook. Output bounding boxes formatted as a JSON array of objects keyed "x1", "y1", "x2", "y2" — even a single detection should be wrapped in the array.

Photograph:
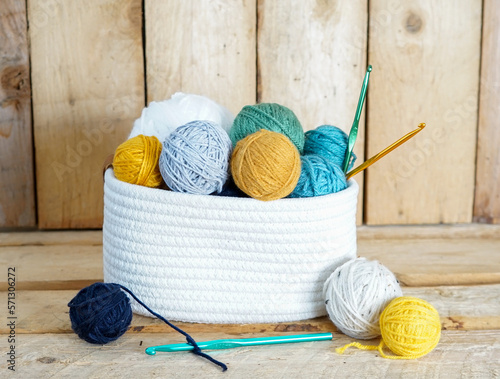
[
  {"x1": 145, "y1": 333, "x2": 333, "y2": 355},
  {"x1": 343, "y1": 65, "x2": 372, "y2": 172}
]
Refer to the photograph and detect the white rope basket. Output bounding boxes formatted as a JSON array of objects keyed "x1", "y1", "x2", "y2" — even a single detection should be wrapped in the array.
[{"x1": 103, "y1": 169, "x2": 358, "y2": 323}]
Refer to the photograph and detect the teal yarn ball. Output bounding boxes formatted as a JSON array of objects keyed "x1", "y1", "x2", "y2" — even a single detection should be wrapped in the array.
[
  {"x1": 304, "y1": 125, "x2": 356, "y2": 170},
  {"x1": 230, "y1": 103, "x2": 305, "y2": 153},
  {"x1": 290, "y1": 154, "x2": 347, "y2": 198}
]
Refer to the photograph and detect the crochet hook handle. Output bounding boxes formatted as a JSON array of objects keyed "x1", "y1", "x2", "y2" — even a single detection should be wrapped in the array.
[
  {"x1": 343, "y1": 65, "x2": 372, "y2": 173},
  {"x1": 145, "y1": 333, "x2": 333, "y2": 355}
]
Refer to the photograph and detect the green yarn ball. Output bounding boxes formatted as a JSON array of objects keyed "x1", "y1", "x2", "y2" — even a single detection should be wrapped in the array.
[{"x1": 230, "y1": 103, "x2": 305, "y2": 153}]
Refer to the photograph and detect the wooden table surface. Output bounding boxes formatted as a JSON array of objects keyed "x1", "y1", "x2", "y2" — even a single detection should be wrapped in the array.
[{"x1": 1, "y1": 225, "x2": 499, "y2": 378}]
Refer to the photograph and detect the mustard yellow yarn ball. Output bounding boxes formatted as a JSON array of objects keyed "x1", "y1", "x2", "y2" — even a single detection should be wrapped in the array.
[
  {"x1": 379, "y1": 296, "x2": 441, "y2": 359},
  {"x1": 113, "y1": 135, "x2": 163, "y2": 188},
  {"x1": 230, "y1": 129, "x2": 301, "y2": 201}
]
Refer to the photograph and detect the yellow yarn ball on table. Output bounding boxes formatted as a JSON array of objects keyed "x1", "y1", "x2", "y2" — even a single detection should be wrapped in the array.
[
  {"x1": 336, "y1": 296, "x2": 441, "y2": 359},
  {"x1": 379, "y1": 296, "x2": 441, "y2": 358},
  {"x1": 113, "y1": 135, "x2": 163, "y2": 188},
  {"x1": 230, "y1": 129, "x2": 301, "y2": 201}
]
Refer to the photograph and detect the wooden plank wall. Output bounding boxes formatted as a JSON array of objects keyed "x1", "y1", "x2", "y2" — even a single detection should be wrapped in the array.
[
  {"x1": 474, "y1": 0, "x2": 500, "y2": 224},
  {"x1": 145, "y1": 0, "x2": 256, "y2": 115},
  {"x1": 0, "y1": 0, "x2": 498, "y2": 229},
  {"x1": 257, "y1": 0, "x2": 367, "y2": 224},
  {"x1": 0, "y1": 0, "x2": 36, "y2": 228},
  {"x1": 28, "y1": 0, "x2": 145, "y2": 228},
  {"x1": 365, "y1": 0, "x2": 482, "y2": 224}
]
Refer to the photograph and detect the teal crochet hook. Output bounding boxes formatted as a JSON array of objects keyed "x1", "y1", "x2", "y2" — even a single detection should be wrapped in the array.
[
  {"x1": 145, "y1": 333, "x2": 333, "y2": 355},
  {"x1": 343, "y1": 65, "x2": 372, "y2": 173}
]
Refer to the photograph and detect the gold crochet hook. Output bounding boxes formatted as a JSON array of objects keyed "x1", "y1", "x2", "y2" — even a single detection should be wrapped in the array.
[{"x1": 346, "y1": 123, "x2": 426, "y2": 180}]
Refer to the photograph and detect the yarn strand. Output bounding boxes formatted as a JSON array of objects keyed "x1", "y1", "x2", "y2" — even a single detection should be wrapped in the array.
[
  {"x1": 336, "y1": 341, "x2": 379, "y2": 354},
  {"x1": 336, "y1": 340, "x2": 428, "y2": 360},
  {"x1": 118, "y1": 285, "x2": 228, "y2": 372}
]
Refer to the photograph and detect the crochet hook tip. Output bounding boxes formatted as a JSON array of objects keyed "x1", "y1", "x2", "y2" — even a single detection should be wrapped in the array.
[{"x1": 145, "y1": 347, "x2": 157, "y2": 355}]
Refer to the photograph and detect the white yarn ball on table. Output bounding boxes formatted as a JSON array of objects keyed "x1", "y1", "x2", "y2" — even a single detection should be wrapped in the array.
[
  {"x1": 129, "y1": 92, "x2": 234, "y2": 142},
  {"x1": 323, "y1": 257, "x2": 403, "y2": 340}
]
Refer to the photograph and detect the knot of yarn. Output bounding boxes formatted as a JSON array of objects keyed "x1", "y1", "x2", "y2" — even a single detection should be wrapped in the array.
[
  {"x1": 159, "y1": 120, "x2": 232, "y2": 194},
  {"x1": 290, "y1": 154, "x2": 347, "y2": 198},
  {"x1": 231, "y1": 129, "x2": 301, "y2": 201},
  {"x1": 113, "y1": 135, "x2": 163, "y2": 187},
  {"x1": 184, "y1": 335, "x2": 227, "y2": 371},
  {"x1": 304, "y1": 125, "x2": 356, "y2": 170},
  {"x1": 230, "y1": 103, "x2": 305, "y2": 153},
  {"x1": 323, "y1": 257, "x2": 403, "y2": 339}
]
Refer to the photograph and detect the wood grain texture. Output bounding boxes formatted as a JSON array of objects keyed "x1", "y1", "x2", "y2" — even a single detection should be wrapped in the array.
[
  {"x1": 474, "y1": 0, "x2": 500, "y2": 224},
  {"x1": 357, "y1": 224, "x2": 500, "y2": 239},
  {"x1": 2, "y1": 224, "x2": 498, "y2": 246},
  {"x1": 366, "y1": 0, "x2": 482, "y2": 224},
  {"x1": 3, "y1": 284, "x2": 499, "y2": 334},
  {"x1": 1, "y1": 226, "x2": 499, "y2": 290},
  {"x1": 0, "y1": 0, "x2": 35, "y2": 227},
  {"x1": 0, "y1": 230, "x2": 102, "y2": 246},
  {"x1": 2, "y1": 331, "x2": 499, "y2": 378},
  {"x1": 0, "y1": 244, "x2": 102, "y2": 291},
  {"x1": 145, "y1": 0, "x2": 256, "y2": 115},
  {"x1": 0, "y1": 290, "x2": 337, "y2": 334},
  {"x1": 28, "y1": 0, "x2": 145, "y2": 228},
  {"x1": 362, "y1": 237, "x2": 500, "y2": 286},
  {"x1": 258, "y1": 0, "x2": 368, "y2": 224},
  {"x1": 1, "y1": 227, "x2": 500, "y2": 377}
]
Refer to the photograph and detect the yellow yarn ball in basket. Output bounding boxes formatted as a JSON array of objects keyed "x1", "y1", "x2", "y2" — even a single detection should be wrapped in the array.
[
  {"x1": 230, "y1": 129, "x2": 301, "y2": 201},
  {"x1": 113, "y1": 135, "x2": 163, "y2": 188},
  {"x1": 336, "y1": 296, "x2": 441, "y2": 359}
]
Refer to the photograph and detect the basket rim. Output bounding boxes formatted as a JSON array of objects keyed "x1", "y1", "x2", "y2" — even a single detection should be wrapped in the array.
[{"x1": 104, "y1": 168, "x2": 358, "y2": 208}]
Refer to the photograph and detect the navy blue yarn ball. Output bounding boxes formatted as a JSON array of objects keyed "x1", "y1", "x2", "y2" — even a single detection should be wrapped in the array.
[
  {"x1": 216, "y1": 176, "x2": 249, "y2": 198},
  {"x1": 68, "y1": 282, "x2": 132, "y2": 344}
]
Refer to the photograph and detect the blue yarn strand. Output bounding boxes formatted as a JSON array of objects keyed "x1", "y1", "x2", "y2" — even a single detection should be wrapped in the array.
[
  {"x1": 117, "y1": 284, "x2": 228, "y2": 372},
  {"x1": 68, "y1": 282, "x2": 227, "y2": 372}
]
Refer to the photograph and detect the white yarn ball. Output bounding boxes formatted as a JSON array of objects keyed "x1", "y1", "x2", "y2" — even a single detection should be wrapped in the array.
[
  {"x1": 323, "y1": 257, "x2": 403, "y2": 340},
  {"x1": 129, "y1": 92, "x2": 234, "y2": 142}
]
